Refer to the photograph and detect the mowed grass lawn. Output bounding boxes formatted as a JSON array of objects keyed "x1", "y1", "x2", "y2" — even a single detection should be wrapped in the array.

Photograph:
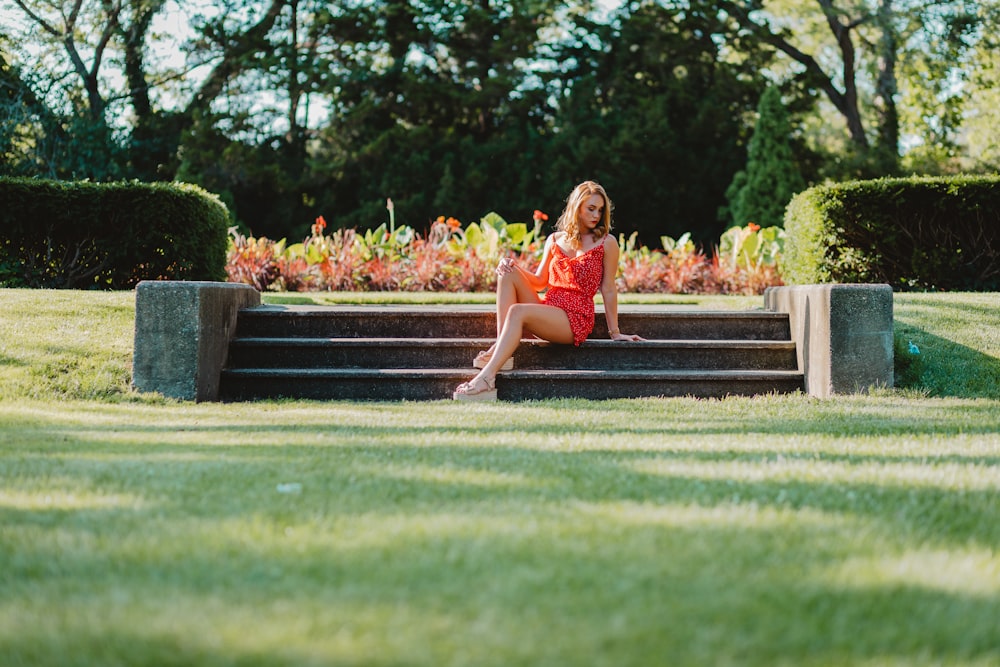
[{"x1": 1, "y1": 289, "x2": 998, "y2": 667}]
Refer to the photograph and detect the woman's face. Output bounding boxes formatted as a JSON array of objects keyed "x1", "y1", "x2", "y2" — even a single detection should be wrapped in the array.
[{"x1": 578, "y1": 194, "x2": 605, "y2": 232}]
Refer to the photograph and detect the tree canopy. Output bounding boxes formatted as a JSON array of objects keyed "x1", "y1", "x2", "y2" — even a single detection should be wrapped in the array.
[{"x1": 2, "y1": 0, "x2": 996, "y2": 246}]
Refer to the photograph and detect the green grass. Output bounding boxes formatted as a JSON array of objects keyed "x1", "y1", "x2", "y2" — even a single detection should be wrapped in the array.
[
  {"x1": 893, "y1": 293, "x2": 1000, "y2": 399},
  {"x1": 1, "y1": 288, "x2": 999, "y2": 666}
]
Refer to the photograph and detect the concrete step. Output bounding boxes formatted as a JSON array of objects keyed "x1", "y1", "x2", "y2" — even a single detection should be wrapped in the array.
[
  {"x1": 226, "y1": 337, "x2": 799, "y2": 371},
  {"x1": 233, "y1": 305, "x2": 793, "y2": 341},
  {"x1": 219, "y1": 368, "x2": 806, "y2": 401},
  {"x1": 218, "y1": 304, "x2": 805, "y2": 401}
]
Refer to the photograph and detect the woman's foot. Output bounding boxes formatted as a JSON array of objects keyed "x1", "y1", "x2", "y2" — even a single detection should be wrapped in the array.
[
  {"x1": 453, "y1": 375, "x2": 497, "y2": 401},
  {"x1": 473, "y1": 349, "x2": 513, "y2": 371}
]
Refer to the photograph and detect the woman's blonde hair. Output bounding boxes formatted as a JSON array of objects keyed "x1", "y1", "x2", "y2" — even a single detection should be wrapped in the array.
[{"x1": 556, "y1": 181, "x2": 613, "y2": 250}]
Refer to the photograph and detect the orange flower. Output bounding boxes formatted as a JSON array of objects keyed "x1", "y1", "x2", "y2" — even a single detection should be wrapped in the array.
[
  {"x1": 436, "y1": 215, "x2": 446, "y2": 224},
  {"x1": 446, "y1": 217, "x2": 461, "y2": 230},
  {"x1": 533, "y1": 209, "x2": 549, "y2": 222},
  {"x1": 747, "y1": 222, "x2": 761, "y2": 232},
  {"x1": 312, "y1": 215, "x2": 327, "y2": 236}
]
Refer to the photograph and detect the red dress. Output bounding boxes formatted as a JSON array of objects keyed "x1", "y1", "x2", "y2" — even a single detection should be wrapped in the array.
[{"x1": 542, "y1": 241, "x2": 605, "y2": 346}]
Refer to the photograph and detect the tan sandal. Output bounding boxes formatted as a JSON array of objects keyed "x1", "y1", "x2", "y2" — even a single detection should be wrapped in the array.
[
  {"x1": 473, "y1": 349, "x2": 513, "y2": 371},
  {"x1": 453, "y1": 375, "x2": 497, "y2": 401}
]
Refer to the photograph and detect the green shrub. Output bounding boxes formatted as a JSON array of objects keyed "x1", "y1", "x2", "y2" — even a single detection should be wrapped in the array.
[
  {"x1": 0, "y1": 178, "x2": 229, "y2": 289},
  {"x1": 783, "y1": 175, "x2": 1000, "y2": 290}
]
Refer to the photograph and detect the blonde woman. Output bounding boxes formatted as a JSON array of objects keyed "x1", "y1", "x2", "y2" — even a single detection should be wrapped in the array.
[{"x1": 454, "y1": 180, "x2": 644, "y2": 401}]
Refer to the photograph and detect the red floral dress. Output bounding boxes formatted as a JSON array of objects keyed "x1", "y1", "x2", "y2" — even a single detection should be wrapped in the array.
[{"x1": 542, "y1": 241, "x2": 605, "y2": 346}]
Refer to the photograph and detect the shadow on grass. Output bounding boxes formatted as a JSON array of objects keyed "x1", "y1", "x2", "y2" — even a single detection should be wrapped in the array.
[
  {"x1": 12, "y1": 429, "x2": 1000, "y2": 528},
  {"x1": 3, "y1": 425, "x2": 1000, "y2": 666},
  {"x1": 894, "y1": 323, "x2": 1000, "y2": 399},
  {"x1": 4, "y1": 383, "x2": 999, "y2": 666},
  {"x1": 0, "y1": 352, "x2": 28, "y2": 367}
]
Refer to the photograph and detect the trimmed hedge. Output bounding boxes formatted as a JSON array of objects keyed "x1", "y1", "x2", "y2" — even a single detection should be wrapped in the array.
[
  {"x1": 0, "y1": 178, "x2": 229, "y2": 289},
  {"x1": 783, "y1": 175, "x2": 1000, "y2": 291}
]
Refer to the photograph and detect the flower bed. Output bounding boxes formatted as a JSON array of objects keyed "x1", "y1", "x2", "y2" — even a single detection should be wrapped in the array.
[{"x1": 226, "y1": 209, "x2": 784, "y2": 295}]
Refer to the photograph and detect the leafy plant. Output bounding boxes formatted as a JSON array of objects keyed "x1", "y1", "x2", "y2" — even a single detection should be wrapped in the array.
[
  {"x1": 224, "y1": 227, "x2": 281, "y2": 292},
  {"x1": 226, "y1": 212, "x2": 785, "y2": 295},
  {"x1": 713, "y1": 223, "x2": 786, "y2": 295}
]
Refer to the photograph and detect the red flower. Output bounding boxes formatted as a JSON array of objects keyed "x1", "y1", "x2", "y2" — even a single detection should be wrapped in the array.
[
  {"x1": 533, "y1": 209, "x2": 549, "y2": 222},
  {"x1": 312, "y1": 215, "x2": 327, "y2": 236}
]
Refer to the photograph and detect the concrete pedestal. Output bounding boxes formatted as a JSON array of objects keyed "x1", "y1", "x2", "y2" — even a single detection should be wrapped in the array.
[
  {"x1": 764, "y1": 284, "x2": 893, "y2": 397},
  {"x1": 132, "y1": 281, "x2": 260, "y2": 401}
]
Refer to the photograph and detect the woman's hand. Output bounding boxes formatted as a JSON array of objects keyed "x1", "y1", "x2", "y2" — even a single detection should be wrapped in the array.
[
  {"x1": 611, "y1": 331, "x2": 645, "y2": 342},
  {"x1": 496, "y1": 258, "x2": 516, "y2": 276}
]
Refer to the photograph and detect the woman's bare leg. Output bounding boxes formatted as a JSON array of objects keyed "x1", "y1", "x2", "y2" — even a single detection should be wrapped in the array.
[
  {"x1": 473, "y1": 304, "x2": 574, "y2": 380},
  {"x1": 495, "y1": 267, "x2": 541, "y2": 338}
]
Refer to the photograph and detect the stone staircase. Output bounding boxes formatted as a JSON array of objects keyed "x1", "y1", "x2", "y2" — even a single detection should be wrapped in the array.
[{"x1": 218, "y1": 304, "x2": 804, "y2": 401}]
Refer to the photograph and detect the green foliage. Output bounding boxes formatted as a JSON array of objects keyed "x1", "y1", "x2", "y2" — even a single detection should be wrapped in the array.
[
  {"x1": 0, "y1": 178, "x2": 229, "y2": 288},
  {"x1": 724, "y1": 86, "x2": 806, "y2": 229},
  {"x1": 447, "y1": 212, "x2": 538, "y2": 264},
  {"x1": 546, "y1": 2, "x2": 772, "y2": 246},
  {"x1": 228, "y1": 216, "x2": 785, "y2": 295},
  {"x1": 718, "y1": 223, "x2": 785, "y2": 272},
  {"x1": 175, "y1": 111, "x2": 313, "y2": 240},
  {"x1": 4, "y1": 0, "x2": 998, "y2": 249},
  {"x1": 616, "y1": 230, "x2": 715, "y2": 294},
  {"x1": 226, "y1": 211, "x2": 544, "y2": 293},
  {"x1": 783, "y1": 175, "x2": 1000, "y2": 290}
]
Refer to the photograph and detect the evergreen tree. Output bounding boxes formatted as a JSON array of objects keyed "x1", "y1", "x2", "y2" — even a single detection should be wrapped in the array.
[
  {"x1": 548, "y1": 1, "x2": 771, "y2": 246},
  {"x1": 725, "y1": 86, "x2": 805, "y2": 229}
]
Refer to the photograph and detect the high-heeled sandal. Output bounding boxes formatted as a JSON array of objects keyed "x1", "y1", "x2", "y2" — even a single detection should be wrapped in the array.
[
  {"x1": 473, "y1": 349, "x2": 513, "y2": 371},
  {"x1": 452, "y1": 375, "x2": 497, "y2": 401}
]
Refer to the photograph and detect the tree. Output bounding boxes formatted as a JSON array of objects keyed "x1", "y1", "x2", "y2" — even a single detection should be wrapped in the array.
[
  {"x1": 960, "y1": 46, "x2": 1000, "y2": 173},
  {"x1": 308, "y1": 0, "x2": 566, "y2": 232},
  {"x1": 2, "y1": 0, "x2": 294, "y2": 182},
  {"x1": 724, "y1": 86, "x2": 806, "y2": 228},
  {"x1": 718, "y1": 0, "x2": 984, "y2": 176},
  {"x1": 4, "y1": 0, "x2": 993, "y2": 241},
  {"x1": 546, "y1": 1, "x2": 773, "y2": 245},
  {"x1": 1, "y1": 0, "x2": 132, "y2": 178}
]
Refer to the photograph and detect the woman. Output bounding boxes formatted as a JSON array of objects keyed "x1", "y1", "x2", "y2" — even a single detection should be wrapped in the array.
[{"x1": 453, "y1": 180, "x2": 644, "y2": 401}]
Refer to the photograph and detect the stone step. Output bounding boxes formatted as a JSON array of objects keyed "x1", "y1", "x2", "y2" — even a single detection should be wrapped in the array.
[
  {"x1": 219, "y1": 304, "x2": 805, "y2": 401},
  {"x1": 219, "y1": 368, "x2": 806, "y2": 402},
  {"x1": 226, "y1": 337, "x2": 799, "y2": 371},
  {"x1": 132, "y1": 281, "x2": 893, "y2": 401},
  {"x1": 233, "y1": 305, "x2": 793, "y2": 341}
]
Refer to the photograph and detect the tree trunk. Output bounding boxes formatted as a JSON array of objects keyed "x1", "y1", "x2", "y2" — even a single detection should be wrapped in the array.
[
  {"x1": 875, "y1": 0, "x2": 900, "y2": 167},
  {"x1": 816, "y1": 0, "x2": 868, "y2": 148},
  {"x1": 723, "y1": 0, "x2": 873, "y2": 150}
]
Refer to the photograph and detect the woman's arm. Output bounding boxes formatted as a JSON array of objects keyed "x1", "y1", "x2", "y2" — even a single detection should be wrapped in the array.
[
  {"x1": 499, "y1": 234, "x2": 556, "y2": 292},
  {"x1": 600, "y1": 235, "x2": 643, "y2": 341}
]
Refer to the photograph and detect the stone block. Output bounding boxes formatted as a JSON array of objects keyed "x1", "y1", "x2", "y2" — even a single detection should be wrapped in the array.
[
  {"x1": 133, "y1": 281, "x2": 260, "y2": 401},
  {"x1": 764, "y1": 284, "x2": 893, "y2": 397}
]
